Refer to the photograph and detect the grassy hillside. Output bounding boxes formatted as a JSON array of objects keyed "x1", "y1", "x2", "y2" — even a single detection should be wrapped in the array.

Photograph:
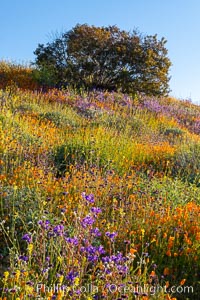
[{"x1": 0, "y1": 87, "x2": 200, "y2": 299}]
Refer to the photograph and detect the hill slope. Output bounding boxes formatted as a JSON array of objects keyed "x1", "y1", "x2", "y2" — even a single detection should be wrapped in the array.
[{"x1": 0, "y1": 88, "x2": 200, "y2": 299}]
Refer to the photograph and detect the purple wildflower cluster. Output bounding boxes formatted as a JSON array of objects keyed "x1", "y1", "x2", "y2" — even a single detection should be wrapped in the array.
[
  {"x1": 81, "y1": 215, "x2": 95, "y2": 228},
  {"x1": 18, "y1": 192, "x2": 131, "y2": 298},
  {"x1": 22, "y1": 233, "x2": 32, "y2": 243},
  {"x1": 143, "y1": 97, "x2": 200, "y2": 134},
  {"x1": 66, "y1": 270, "x2": 79, "y2": 283},
  {"x1": 81, "y1": 192, "x2": 102, "y2": 228},
  {"x1": 65, "y1": 237, "x2": 79, "y2": 246},
  {"x1": 38, "y1": 219, "x2": 50, "y2": 230},
  {"x1": 105, "y1": 231, "x2": 117, "y2": 241},
  {"x1": 81, "y1": 244, "x2": 105, "y2": 262},
  {"x1": 53, "y1": 224, "x2": 64, "y2": 236},
  {"x1": 90, "y1": 206, "x2": 102, "y2": 215},
  {"x1": 101, "y1": 252, "x2": 129, "y2": 276},
  {"x1": 82, "y1": 192, "x2": 95, "y2": 203}
]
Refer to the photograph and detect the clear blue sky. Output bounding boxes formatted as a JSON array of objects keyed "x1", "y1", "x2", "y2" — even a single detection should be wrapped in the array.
[{"x1": 1, "y1": 0, "x2": 200, "y2": 103}]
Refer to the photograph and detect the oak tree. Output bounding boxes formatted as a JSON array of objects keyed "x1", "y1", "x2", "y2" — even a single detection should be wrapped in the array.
[{"x1": 34, "y1": 24, "x2": 171, "y2": 96}]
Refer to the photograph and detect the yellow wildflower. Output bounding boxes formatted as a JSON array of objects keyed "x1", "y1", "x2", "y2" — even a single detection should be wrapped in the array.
[
  {"x1": 74, "y1": 277, "x2": 80, "y2": 285},
  {"x1": 57, "y1": 256, "x2": 62, "y2": 263},
  {"x1": 25, "y1": 285, "x2": 34, "y2": 294},
  {"x1": 15, "y1": 270, "x2": 21, "y2": 281},
  {"x1": 28, "y1": 243, "x2": 33, "y2": 255},
  {"x1": 3, "y1": 271, "x2": 9, "y2": 281},
  {"x1": 58, "y1": 275, "x2": 64, "y2": 284}
]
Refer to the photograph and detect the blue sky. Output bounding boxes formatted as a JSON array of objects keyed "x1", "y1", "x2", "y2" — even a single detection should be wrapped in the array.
[{"x1": 1, "y1": 0, "x2": 200, "y2": 103}]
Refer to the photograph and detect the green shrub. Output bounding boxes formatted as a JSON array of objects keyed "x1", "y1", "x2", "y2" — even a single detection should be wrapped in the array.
[
  {"x1": 54, "y1": 141, "x2": 108, "y2": 176},
  {"x1": 171, "y1": 142, "x2": 200, "y2": 185},
  {"x1": 39, "y1": 110, "x2": 81, "y2": 128}
]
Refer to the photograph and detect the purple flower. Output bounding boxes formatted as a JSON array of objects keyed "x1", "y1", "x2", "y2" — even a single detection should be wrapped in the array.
[
  {"x1": 90, "y1": 207, "x2": 102, "y2": 215},
  {"x1": 82, "y1": 192, "x2": 95, "y2": 203},
  {"x1": 22, "y1": 233, "x2": 31, "y2": 243},
  {"x1": 102, "y1": 253, "x2": 124, "y2": 264},
  {"x1": 81, "y1": 215, "x2": 95, "y2": 228},
  {"x1": 88, "y1": 254, "x2": 98, "y2": 262},
  {"x1": 105, "y1": 231, "x2": 117, "y2": 241},
  {"x1": 81, "y1": 245, "x2": 105, "y2": 262},
  {"x1": 91, "y1": 227, "x2": 101, "y2": 237},
  {"x1": 19, "y1": 255, "x2": 29, "y2": 261},
  {"x1": 53, "y1": 225, "x2": 64, "y2": 236},
  {"x1": 38, "y1": 220, "x2": 50, "y2": 230},
  {"x1": 66, "y1": 271, "x2": 78, "y2": 283},
  {"x1": 117, "y1": 265, "x2": 128, "y2": 274},
  {"x1": 98, "y1": 245, "x2": 105, "y2": 255},
  {"x1": 66, "y1": 237, "x2": 79, "y2": 246}
]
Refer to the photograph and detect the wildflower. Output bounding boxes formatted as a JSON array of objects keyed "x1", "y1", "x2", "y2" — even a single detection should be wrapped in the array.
[
  {"x1": 19, "y1": 255, "x2": 29, "y2": 261},
  {"x1": 3, "y1": 271, "x2": 9, "y2": 281},
  {"x1": 58, "y1": 275, "x2": 64, "y2": 284},
  {"x1": 150, "y1": 270, "x2": 156, "y2": 277},
  {"x1": 130, "y1": 248, "x2": 137, "y2": 254},
  {"x1": 27, "y1": 243, "x2": 33, "y2": 255},
  {"x1": 25, "y1": 284, "x2": 34, "y2": 294},
  {"x1": 53, "y1": 224, "x2": 64, "y2": 236},
  {"x1": 15, "y1": 270, "x2": 21, "y2": 281},
  {"x1": 66, "y1": 271, "x2": 79, "y2": 283},
  {"x1": 57, "y1": 290, "x2": 64, "y2": 299},
  {"x1": 151, "y1": 263, "x2": 157, "y2": 269},
  {"x1": 163, "y1": 267, "x2": 170, "y2": 276},
  {"x1": 22, "y1": 233, "x2": 31, "y2": 243},
  {"x1": 91, "y1": 227, "x2": 101, "y2": 237},
  {"x1": 74, "y1": 277, "x2": 80, "y2": 285},
  {"x1": 90, "y1": 207, "x2": 102, "y2": 215},
  {"x1": 82, "y1": 192, "x2": 95, "y2": 203},
  {"x1": 38, "y1": 219, "x2": 50, "y2": 229},
  {"x1": 151, "y1": 237, "x2": 156, "y2": 243},
  {"x1": 166, "y1": 250, "x2": 171, "y2": 257},
  {"x1": 117, "y1": 264, "x2": 128, "y2": 274},
  {"x1": 180, "y1": 279, "x2": 186, "y2": 285},
  {"x1": 82, "y1": 244, "x2": 105, "y2": 262},
  {"x1": 57, "y1": 256, "x2": 62, "y2": 263},
  {"x1": 165, "y1": 281, "x2": 170, "y2": 288},
  {"x1": 141, "y1": 229, "x2": 145, "y2": 237},
  {"x1": 66, "y1": 237, "x2": 79, "y2": 245},
  {"x1": 105, "y1": 231, "x2": 117, "y2": 241},
  {"x1": 47, "y1": 291, "x2": 54, "y2": 298},
  {"x1": 81, "y1": 215, "x2": 95, "y2": 228}
]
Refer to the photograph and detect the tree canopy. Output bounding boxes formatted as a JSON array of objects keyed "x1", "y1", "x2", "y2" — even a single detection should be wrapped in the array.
[{"x1": 34, "y1": 24, "x2": 171, "y2": 96}]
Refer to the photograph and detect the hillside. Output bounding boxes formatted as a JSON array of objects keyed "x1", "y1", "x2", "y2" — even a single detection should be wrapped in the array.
[{"x1": 0, "y1": 87, "x2": 200, "y2": 300}]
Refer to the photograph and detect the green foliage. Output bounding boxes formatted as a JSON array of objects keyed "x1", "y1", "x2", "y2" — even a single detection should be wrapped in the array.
[
  {"x1": 34, "y1": 24, "x2": 171, "y2": 96},
  {"x1": 54, "y1": 141, "x2": 108, "y2": 176},
  {"x1": 171, "y1": 142, "x2": 200, "y2": 185},
  {"x1": 32, "y1": 65, "x2": 57, "y2": 88},
  {"x1": 39, "y1": 111, "x2": 71, "y2": 127},
  {"x1": 164, "y1": 127, "x2": 184, "y2": 137}
]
